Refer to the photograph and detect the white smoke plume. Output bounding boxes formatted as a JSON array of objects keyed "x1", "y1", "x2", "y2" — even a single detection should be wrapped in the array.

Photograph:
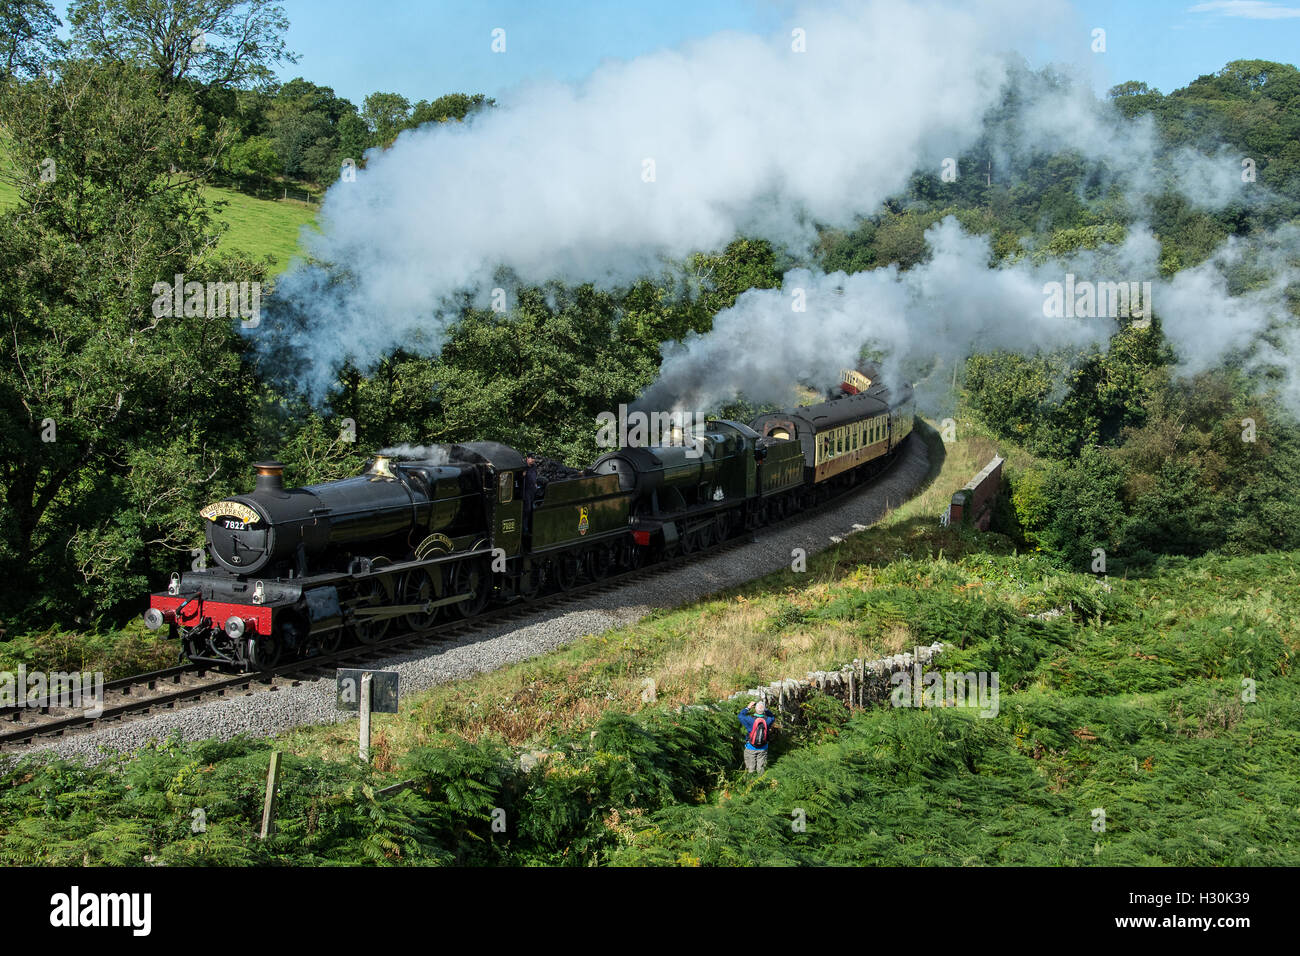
[
  {"x1": 376, "y1": 444, "x2": 452, "y2": 464},
  {"x1": 266, "y1": 0, "x2": 1297, "y2": 414},
  {"x1": 645, "y1": 218, "x2": 1300, "y2": 412},
  {"x1": 269, "y1": 0, "x2": 1065, "y2": 394}
]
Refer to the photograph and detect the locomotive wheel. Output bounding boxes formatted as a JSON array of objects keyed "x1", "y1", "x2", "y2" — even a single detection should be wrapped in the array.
[
  {"x1": 517, "y1": 564, "x2": 541, "y2": 599},
  {"x1": 586, "y1": 547, "x2": 614, "y2": 580},
  {"x1": 715, "y1": 513, "x2": 733, "y2": 543},
  {"x1": 314, "y1": 627, "x2": 343, "y2": 656},
  {"x1": 679, "y1": 529, "x2": 698, "y2": 554},
  {"x1": 449, "y1": 560, "x2": 489, "y2": 618},
  {"x1": 621, "y1": 543, "x2": 644, "y2": 571},
  {"x1": 698, "y1": 522, "x2": 714, "y2": 550},
  {"x1": 247, "y1": 632, "x2": 283, "y2": 670},
  {"x1": 352, "y1": 559, "x2": 394, "y2": 645},
  {"x1": 555, "y1": 555, "x2": 579, "y2": 591},
  {"x1": 401, "y1": 567, "x2": 443, "y2": 632}
]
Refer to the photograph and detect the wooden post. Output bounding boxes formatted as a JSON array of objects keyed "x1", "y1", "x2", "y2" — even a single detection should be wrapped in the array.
[
  {"x1": 848, "y1": 670, "x2": 855, "y2": 711},
  {"x1": 260, "y1": 751, "x2": 282, "y2": 840},
  {"x1": 359, "y1": 671, "x2": 373, "y2": 762}
]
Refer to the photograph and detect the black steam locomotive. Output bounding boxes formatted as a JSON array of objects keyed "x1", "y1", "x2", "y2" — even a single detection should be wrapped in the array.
[{"x1": 145, "y1": 369, "x2": 914, "y2": 669}]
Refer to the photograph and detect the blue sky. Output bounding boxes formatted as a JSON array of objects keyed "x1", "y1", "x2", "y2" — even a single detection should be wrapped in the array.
[{"x1": 53, "y1": 1, "x2": 1300, "y2": 107}]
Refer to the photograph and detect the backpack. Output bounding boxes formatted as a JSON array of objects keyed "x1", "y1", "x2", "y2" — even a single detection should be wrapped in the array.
[{"x1": 748, "y1": 715, "x2": 769, "y2": 748}]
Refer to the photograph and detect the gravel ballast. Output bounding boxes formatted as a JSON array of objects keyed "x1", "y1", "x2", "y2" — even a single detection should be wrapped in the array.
[{"x1": 21, "y1": 435, "x2": 933, "y2": 764}]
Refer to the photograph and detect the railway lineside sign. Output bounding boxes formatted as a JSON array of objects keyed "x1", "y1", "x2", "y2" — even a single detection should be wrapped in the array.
[
  {"x1": 336, "y1": 669, "x2": 399, "y2": 713},
  {"x1": 338, "y1": 669, "x2": 399, "y2": 763}
]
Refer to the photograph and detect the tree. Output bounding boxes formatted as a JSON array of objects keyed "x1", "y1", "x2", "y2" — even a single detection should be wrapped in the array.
[
  {"x1": 67, "y1": 0, "x2": 296, "y2": 91},
  {"x1": 0, "y1": 60, "x2": 264, "y2": 619},
  {"x1": 1107, "y1": 80, "x2": 1162, "y2": 119},
  {"x1": 362, "y1": 91, "x2": 411, "y2": 147},
  {"x1": 264, "y1": 79, "x2": 362, "y2": 184},
  {"x1": 335, "y1": 112, "x2": 371, "y2": 169},
  {"x1": 407, "y1": 92, "x2": 493, "y2": 128},
  {"x1": 220, "y1": 133, "x2": 279, "y2": 185},
  {"x1": 0, "y1": 0, "x2": 65, "y2": 79},
  {"x1": 269, "y1": 108, "x2": 332, "y2": 179}
]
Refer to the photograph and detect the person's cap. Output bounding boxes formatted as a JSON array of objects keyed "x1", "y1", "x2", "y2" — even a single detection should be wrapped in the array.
[{"x1": 754, "y1": 700, "x2": 766, "y2": 713}]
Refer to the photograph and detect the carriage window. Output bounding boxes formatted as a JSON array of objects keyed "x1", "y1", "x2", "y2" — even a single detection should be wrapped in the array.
[{"x1": 499, "y1": 471, "x2": 513, "y2": 504}]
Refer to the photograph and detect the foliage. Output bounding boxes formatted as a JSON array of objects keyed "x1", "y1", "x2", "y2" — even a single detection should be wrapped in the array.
[
  {"x1": 0, "y1": 60, "x2": 267, "y2": 622},
  {"x1": 0, "y1": 0, "x2": 65, "y2": 79},
  {"x1": 67, "y1": 0, "x2": 296, "y2": 91},
  {"x1": 976, "y1": 360, "x2": 1300, "y2": 571},
  {"x1": 4, "y1": 548, "x2": 1295, "y2": 866},
  {"x1": 319, "y1": 239, "x2": 782, "y2": 466}
]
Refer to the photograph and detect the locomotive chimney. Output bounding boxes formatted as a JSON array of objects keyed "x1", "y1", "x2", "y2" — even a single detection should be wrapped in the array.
[{"x1": 254, "y1": 461, "x2": 285, "y2": 494}]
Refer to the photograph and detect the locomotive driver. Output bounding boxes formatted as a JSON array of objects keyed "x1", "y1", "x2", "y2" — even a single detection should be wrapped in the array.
[{"x1": 522, "y1": 453, "x2": 543, "y2": 533}]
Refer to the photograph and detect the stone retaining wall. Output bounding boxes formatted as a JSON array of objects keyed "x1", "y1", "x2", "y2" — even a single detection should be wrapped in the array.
[{"x1": 726, "y1": 642, "x2": 946, "y2": 719}]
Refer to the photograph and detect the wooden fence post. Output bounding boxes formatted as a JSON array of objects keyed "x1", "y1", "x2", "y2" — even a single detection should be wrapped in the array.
[{"x1": 260, "y1": 751, "x2": 282, "y2": 840}]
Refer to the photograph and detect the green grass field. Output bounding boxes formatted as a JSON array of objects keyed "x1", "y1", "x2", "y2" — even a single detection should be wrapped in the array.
[
  {"x1": 0, "y1": 177, "x2": 317, "y2": 273},
  {"x1": 202, "y1": 186, "x2": 318, "y2": 271}
]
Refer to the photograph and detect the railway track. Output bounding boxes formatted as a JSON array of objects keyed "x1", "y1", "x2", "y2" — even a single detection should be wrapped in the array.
[{"x1": 0, "y1": 441, "x2": 914, "y2": 753}]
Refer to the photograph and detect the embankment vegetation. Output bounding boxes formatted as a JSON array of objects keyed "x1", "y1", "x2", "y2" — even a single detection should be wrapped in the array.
[{"x1": 4, "y1": 426, "x2": 1295, "y2": 865}]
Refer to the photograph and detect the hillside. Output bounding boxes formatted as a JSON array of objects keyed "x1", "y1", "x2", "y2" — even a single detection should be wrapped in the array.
[
  {"x1": 0, "y1": 177, "x2": 315, "y2": 273},
  {"x1": 203, "y1": 187, "x2": 317, "y2": 270},
  {"x1": 5, "y1": 424, "x2": 1294, "y2": 866}
]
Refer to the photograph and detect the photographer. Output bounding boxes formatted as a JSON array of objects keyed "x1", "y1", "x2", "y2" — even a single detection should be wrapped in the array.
[{"x1": 738, "y1": 699, "x2": 776, "y2": 773}]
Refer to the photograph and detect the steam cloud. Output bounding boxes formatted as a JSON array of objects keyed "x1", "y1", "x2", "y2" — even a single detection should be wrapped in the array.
[
  {"x1": 646, "y1": 220, "x2": 1300, "y2": 412},
  {"x1": 266, "y1": 0, "x2": 1298, "y2": 414},
  {"x1": 376, "y1": 444, "x2": 452, "y2": 464}
]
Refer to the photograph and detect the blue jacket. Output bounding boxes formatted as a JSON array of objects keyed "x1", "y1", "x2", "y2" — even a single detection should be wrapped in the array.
[{"x1": 739, "y1": 709, "x2": 774, "y2": 751}]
